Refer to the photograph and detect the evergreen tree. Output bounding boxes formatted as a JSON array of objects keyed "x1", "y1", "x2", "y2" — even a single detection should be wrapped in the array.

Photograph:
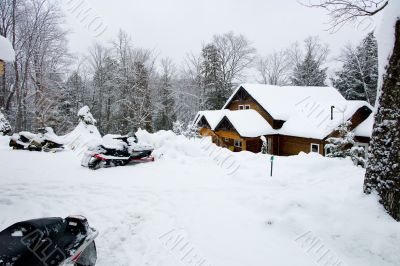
[
  {"x1": 133, "y1": 60, "x2": 152, "y2": 132},
  {"x1": 364, "y1": 19, "x2": 400, "y2": 221},
  {"x1": 154, "y1": 59, "x2": 176, "y2": 131},
  {"x1": 201, "y1": 44, "x2": 227, "y2": 110},
  {"x1": 58, "y1": 71, "x2": 85, "y2": 132},
  {"x1": 260, "y1": 136, "x2": 268, "y2": 154},
  {"x1": 291, "y1": 49, "x2": 327, "y2": 86},
  {"x1": 333, "y1": 32, "x2": 378, "y2": 105},
  {"x1": 290, "y1": 37, "x2": 328, "y2": 86},
  {"x1": 0, "y1": 110, "x2": 11, "y2": 135},
  {"x1": 326, "y1": 121, "x2": 366, "y2": 168}
]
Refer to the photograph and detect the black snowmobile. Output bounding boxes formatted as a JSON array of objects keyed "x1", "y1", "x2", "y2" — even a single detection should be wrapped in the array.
[
  {"x1": 0, "y1": 215, "x2": 98, "y2": 266},
  {"x1": 9, "y1": 127, "x2": 64, "y2": 152},
  {"x1": 81, "y1": 133, "x2": 154, "y2": 170}
]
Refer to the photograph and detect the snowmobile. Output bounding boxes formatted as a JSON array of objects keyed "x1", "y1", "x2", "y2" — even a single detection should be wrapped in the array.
[
  {"x1": 81, "y1": 133, "x2": 154, "y2": 170},
  {"x1": 0, "y1": 215, "x2": 98, "y2": 266},
  {"x1": 9, "y1": 127, "x2": 64, "y2": 152}
]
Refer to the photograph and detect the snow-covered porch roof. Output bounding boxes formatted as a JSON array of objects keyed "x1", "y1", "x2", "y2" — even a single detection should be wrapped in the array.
[
  {"x1": 0, "y1": 36, "x2": 15, "y2": 62},
  {"x1": 214, "y1": 109, "x2": 276, "y2": 138},
  {"x1": 194, "y1": 110, "x2": 230, "y2": 130}
]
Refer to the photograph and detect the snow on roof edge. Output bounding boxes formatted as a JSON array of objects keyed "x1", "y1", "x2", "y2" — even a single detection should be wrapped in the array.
[{"x1": 0, "y1": 36, "x2": 15, "y2": 62}]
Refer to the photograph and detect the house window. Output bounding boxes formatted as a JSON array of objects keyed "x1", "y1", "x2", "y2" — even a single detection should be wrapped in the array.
[
  {"x1": 324, "y1": 145, "x2": 332, "y2": 156},
  {"x1": 234, "y1": 139, "x2": 242, "y2": 148},
  {"x1": 224, "y1": 138, "x2": 229, "y2": 142},
  {"x1": 238, "y1": 105, "x2": 244, "y2": 110},
  {"x1": 355, "y1": 143, "x2": 369, "y2": 159},
  {"x1": 245, "y1": 104, "x2": 250, "y2": 110},
  {"x1": 311, "y1": 143, "x2": 320, "y2": 153}
]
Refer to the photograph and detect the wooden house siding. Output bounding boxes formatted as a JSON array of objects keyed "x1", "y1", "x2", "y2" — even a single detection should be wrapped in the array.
[
  {"x1": 276, "y1": 135, "x2": 325, "y2": 156},
  {"x1": 225, "y1": 87, "x2": 285, "y2": 129}
]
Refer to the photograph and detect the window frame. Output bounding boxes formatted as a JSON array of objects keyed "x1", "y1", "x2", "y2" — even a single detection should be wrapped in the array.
[
  {"x1": 310, "y1": 143, "x2": 320, "y2": 153},
  {"x1": 245, "y1": 104, "x2": 250, "y2": 110},
  {"x1": 234, "y1": 139, "x2": 242, "y2": 148},
  {"x1": 238, "y1": 105, "x2": 244, "y2": 110}
]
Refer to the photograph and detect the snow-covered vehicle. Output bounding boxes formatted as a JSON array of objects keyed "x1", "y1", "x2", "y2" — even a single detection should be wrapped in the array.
[
  {"x1": 81, "y1": 133, "x2": 154, "y2": 170},
  {"x1": 0, "y1": 215, "x2": 98, "y2": 266},
  {"x1": 9, "y1": 127, "x2": 64, "y2": 152}
]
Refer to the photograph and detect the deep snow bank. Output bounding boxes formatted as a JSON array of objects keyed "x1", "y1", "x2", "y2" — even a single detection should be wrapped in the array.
[
  {"x1": 0, "y1": 130, "x2": 399, "y2": 266},
  {"x1": 61, "y1": 122, "x2": 102, "y2": 151}
]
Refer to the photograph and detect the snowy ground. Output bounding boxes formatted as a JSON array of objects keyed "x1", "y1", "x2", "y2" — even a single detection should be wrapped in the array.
[{"x1": 0, "y1": 131, "x2": 399, "y2": 266}]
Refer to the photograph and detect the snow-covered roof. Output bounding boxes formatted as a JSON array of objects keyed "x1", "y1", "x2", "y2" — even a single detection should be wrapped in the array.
[
  {"x1": 194, "y1": 110, "x2": 230, "y2": 130},
  {"x1": 196, "y1": 84, "x2": 373, "y2": 140},
  {"x1": 222, "y1": 84, "x2": 347, "y2": 121},
  {"x1": 0, "y1": 36, "x2": 15, "y2": 62},
  {"x1": 279, "y1": 100, "x2": 373, "y2": 139},
  {"x1": 217, "y1": 110, "x2": 276, "y2": 138},
  {"x1": 354, "y1": 113, "x2": 374, "y2": 138}
]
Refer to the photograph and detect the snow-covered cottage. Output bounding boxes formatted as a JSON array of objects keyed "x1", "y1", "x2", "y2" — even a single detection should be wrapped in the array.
[
  {"x1": 194, "y1": 84, "x2": 374, "y2": 156},
  {"x1": 0, "y1": 36, "x2": 15, "y2": 76}
]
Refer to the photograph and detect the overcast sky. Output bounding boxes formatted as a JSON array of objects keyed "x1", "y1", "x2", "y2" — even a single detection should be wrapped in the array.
[{"x1": 61, "y1": 0, "x2": 377, "y2": 70}]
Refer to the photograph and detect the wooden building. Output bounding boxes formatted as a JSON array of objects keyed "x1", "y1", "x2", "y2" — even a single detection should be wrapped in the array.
[{"x1": 194, "y1": 84, "x2": 374, "y2": 156}]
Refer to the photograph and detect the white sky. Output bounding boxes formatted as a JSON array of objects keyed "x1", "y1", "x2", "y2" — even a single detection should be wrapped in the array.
[{"x1": 61, "y1": 0, "x2": 377, "y2": 71}]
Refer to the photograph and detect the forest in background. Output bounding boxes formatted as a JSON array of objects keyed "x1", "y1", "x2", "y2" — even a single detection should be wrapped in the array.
[{"x1": 0, "y1": 0, "x2": 378, "y2": 135}]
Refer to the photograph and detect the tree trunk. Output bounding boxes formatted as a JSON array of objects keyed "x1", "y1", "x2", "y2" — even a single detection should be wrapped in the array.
[{"x1": 364, "y1": 20, "x2": 400, "y2": 221}]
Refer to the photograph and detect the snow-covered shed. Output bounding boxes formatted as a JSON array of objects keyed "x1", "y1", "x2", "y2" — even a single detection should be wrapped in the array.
[{"x1": 196, "y1": 84, "x2": 373, "y2": 155}]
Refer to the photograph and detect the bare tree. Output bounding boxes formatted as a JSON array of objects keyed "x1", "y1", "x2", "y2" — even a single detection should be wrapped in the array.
[
  {"x1": 256, "y1": 50, "x2": 290, "y2": 85},
  {"x1": 304, "y1": 0, "x2": 389, "y2": 31},
  {"x1": 307, "y1": 0, "x2": 399, "y2": 221},
  {"x1": 212, "y1": 32, "x2": 256, "y2": 87}
]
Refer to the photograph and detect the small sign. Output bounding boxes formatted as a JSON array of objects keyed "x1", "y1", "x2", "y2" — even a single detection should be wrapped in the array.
[{"x1": 270, "y1": 155, "x2": 275, "y2": 177}]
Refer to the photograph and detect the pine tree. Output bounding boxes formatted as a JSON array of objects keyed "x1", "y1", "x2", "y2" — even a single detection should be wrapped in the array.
[
  {"x1": 0, "y1": 110, "x2": 11, "y2": 135},
  {"x1": 201, "y1": 44, "x2": 227, "y2": 110},
  {"x1": 133, "y1": 60, "x2": 152, "y2": 132},
  {"x1": 154, "y1": 59, "x2": 176, "y2": 131},
  {"x1": 364, "y1": 20, "x2": 400, "y2": 221},
  {"x1": 260, "y1": 136, "x2": 268, "y2": 154},
  {"x1": 326, "y1": 121, "x2": 366, "y2": 168},
  {"x1": 333, "y1": 32, "x2": 378, "y2": 105},
  {"x1": 290, "y1": 37, "x2": 328, "y2": 86}
]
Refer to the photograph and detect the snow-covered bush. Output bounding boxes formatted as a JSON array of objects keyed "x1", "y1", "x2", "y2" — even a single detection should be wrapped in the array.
[
  {"x1": 173, "y1": 121, "x2": 199, "y2": 139},
  {"x1": 0, "y1": 111, "x2": 11, "y2": 135},
  {"x1": 326, "y1": 121, "x2": 366, "y2": 168},
  {"x1": 350, "y1": 146, "x2": 367, "y2": 168},
  {"x1": 325, "y1": 121, "x2": 354, "y2": 158},
  {"x1": 78, "y1": 106, "x2": 97, "y2": 126},
  {"x1": 260, "y1": 136, "x2": 268, "y2": 154},
  {"x1": 172, "y1": 121, "x2": 185, "y2": 135}
]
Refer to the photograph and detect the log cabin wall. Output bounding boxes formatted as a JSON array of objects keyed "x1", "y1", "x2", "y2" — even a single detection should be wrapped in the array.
[
  {"x1": 199, "y1": 127, "x2": 215, "y2": 137},
  {"x1": 277, "y1": 135, "x2": 325, "y2": 156},
  {"x1": 215, "y1": 130, "x2": 244, "y2": 152},
  {"x1": 225, "y1": 88, "x2": 285, "y2": 129},
  {"x1": 245, "y1": 138, "x2": 262, "y2": 153}
]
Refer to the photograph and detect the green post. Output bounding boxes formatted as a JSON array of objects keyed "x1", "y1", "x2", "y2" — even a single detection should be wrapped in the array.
[{"x1": 270, "y1": 156, "x2": 274, "y2": 177}]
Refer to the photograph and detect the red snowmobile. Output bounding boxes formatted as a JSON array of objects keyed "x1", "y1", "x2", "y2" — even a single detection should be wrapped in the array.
[{"x1": 81, "y1": 133, "x2": 154, "y2": 170}]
